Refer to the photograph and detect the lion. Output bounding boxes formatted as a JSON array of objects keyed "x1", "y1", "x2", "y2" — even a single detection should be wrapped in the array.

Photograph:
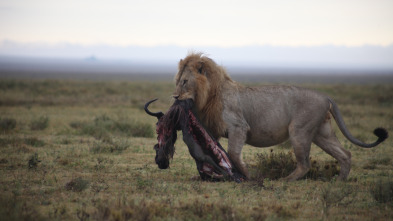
[{"x1": 173, "y1": 53, "x2": 388, "y2": 181}]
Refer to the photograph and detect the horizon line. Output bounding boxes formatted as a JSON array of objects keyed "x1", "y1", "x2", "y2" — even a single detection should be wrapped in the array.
[{"x1": 1, "y1": 39, "x2": 393, "y2": 49}]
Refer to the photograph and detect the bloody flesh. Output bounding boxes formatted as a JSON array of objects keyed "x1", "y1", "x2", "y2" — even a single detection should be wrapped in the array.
[{"x1": 152, "y1": 99, "x2": 245, "y2": 182}]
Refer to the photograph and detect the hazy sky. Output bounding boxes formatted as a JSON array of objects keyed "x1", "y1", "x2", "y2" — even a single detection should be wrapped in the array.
[{"x1": 1, "y1": 0, "x2": 393, "y2": 47}]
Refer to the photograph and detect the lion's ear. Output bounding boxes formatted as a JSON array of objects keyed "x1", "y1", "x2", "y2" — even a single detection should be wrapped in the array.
[{"x1": 197, "y1": 61, "x2": 204, "y2": 75}]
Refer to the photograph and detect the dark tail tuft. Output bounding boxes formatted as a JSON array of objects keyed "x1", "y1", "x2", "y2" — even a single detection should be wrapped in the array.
[{"x1": 374, "y1": 127, "x2": 388, "y2": 143}]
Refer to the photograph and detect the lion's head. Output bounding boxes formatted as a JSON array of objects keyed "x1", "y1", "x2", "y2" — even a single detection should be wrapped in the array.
[{"x1": 173, "y1": 53, "x2": 232, "y2": 138}]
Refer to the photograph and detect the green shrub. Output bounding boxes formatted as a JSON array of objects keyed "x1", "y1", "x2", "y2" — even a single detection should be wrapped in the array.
[
  {"x1": 30, "y1": 116, "x2": 49, "y2": 130},
  {"x1": 0, "y1": 195, "x2": 44, "y2": 221},
  {"x1": 363, "y1": 156, "x2": 392, "y2": 170},
  {"x1": 115, "y1": 121, "x2": 154, "y2": 138},
  {"x1": 65, "y1": 177, "x2": 89, "y2": 192},
  {"x1": 253, "y1": 150, "x2": 339, "y2": 181},
  {"x1": 24, "y1": 137, "x2": 45, "y2": 147},
  {"x1": 136, "y1": 176, "x2": 154, "y2": 190},
  {"x1": 92, "y1": 199, "x2": 167, "y2": 221},
  {"x1": 90, "y1": 142, "x2": 111, "y2": 154},
  {"x1": 90, "y1": 140, "x2": 129, "y2": 154},
  {"x1": 321, "y1": 182, "x2": 357, "y2": 218},
  {"x1": 363, "y1": 162, "x2": 377, "y2": 170},
  {"x1": 180, "y1": 200, "x2": 245, "y2": 220},
  {"x1": 69, "y1": 121, "x2": 84, "y2": 129},
  {"x1": 0, "y1": 118, "x2": 16, "y2": 131},
  {"x1": 306, "y1": 160, "x2": 340, "y2": 181},
  {"x1": 109, "y1": 140, "x2": 129, "y2": 153},
  {"x1": 71, "y1": 114, "x2": 154, "y2": 140},
  {"x1": 254, "y1": 150, "x2": 296, "y2": 180},
  {"x1": 81, "y1": 123, "x2": 112, "y2": 142},
  {"x1": 0, "y1": 137, "x2": 14, "y2": 146},
  {"x1": 370, "y1": 179, "x2": 393, "y2": 204},
  {"x1": 370, "y1": 156, "x2": 391, "y2": 166},
  {"x1": 28, "y1": 153, "x2": 41, "y2": 169}
]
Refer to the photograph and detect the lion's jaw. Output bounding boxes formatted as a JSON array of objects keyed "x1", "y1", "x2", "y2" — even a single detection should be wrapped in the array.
[
  {"x1": 174, "y1": 68, "x2": 210, "y2": 112},
  {"x1": 173, "y1": 53, "x2": 227, "y2": 139}
]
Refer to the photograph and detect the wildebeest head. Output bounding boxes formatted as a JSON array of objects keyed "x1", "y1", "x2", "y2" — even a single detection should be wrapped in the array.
[
  {"x1": 144, "y1": 99, "x2": 179, "y2": 169},
  {"x1": 145, "y1": 98, "x2": 246, "y2": 182}
]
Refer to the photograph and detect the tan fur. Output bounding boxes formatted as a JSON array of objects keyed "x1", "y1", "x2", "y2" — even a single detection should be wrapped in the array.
[
  {"x1": 173, "y1": 53, "x2": 386, "y2": 181},
  {"x1": 174, "y1": 53, "x2": 231, "y2": 139}
]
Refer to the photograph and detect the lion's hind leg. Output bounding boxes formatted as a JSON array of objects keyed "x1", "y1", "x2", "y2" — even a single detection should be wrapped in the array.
[
  {"x1": 283, "y1": 132, "x2": 313, "y2": 181},
  {"x1": 283, "y1": 118, "x2": 323, "y2": 181},
  {"x1": 313, "y1": 120, "x2": 351, "y2": 180}
]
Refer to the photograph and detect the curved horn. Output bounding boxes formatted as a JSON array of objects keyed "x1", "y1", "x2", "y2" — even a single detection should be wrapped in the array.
[{"x1": 144, "y1": 99, "x2": 164, "y2": 119}]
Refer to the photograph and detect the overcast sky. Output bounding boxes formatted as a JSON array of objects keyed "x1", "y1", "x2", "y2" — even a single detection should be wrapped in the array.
[{"x1": 1, "y1": 0, "x2": 393, "y2": 47}]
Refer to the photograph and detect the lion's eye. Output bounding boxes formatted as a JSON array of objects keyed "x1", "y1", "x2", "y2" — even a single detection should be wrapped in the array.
[{"x1": 182, "y1": 80, "x2": 188, "y2": 86}]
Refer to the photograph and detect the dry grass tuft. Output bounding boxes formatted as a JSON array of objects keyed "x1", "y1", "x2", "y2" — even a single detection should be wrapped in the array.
[
  {"x1": 28, "y1": 152, "x2": 41, "y2": 169},
  {"x1": 0, "y1": 194, "x2": 45, "y2": 221},
  {"x1": 0, "y1": 117, "x2": 16, "y2": 131},
  {"x1": 253, "y1": 150, "x2": 296, "y2": 180},
  {"x1": 65, "y1": 177, "x2": 90, "y2": 192},
  {"x1": 30, "y1": 115, "x2": 49, "y2": 130},
  {"x1": 370, "y1": 178, "x2": 393, "y2": 204},
  {"x1": 363, "y1": 155, "x2": 392, "y2": 170},
  {"x1": 252, "y1": 150, "x2": 340, "y2": 181},
  {"x1": 70, "y1": 114, "x2": 154, "y2": 140}
]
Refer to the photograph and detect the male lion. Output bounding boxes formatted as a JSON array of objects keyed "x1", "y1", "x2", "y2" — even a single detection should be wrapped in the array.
[{"x1": 173, "y1": 53, "x2": 388, "y2": 181}]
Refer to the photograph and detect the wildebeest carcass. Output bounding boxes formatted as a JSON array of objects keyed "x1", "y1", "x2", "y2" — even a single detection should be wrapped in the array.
[{"x1": 144, "y1": 98, "x2": 246, "y2": 182}]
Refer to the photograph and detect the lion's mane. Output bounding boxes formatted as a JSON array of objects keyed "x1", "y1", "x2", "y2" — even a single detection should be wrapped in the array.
[{"x1": 175, "y1": 53, "x2": 234, "y2": 139}]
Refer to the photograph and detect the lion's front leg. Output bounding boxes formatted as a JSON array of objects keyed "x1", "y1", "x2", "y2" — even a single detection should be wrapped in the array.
[{"x1": 227, "y1": 126, "x2": 249, "y2": 179}]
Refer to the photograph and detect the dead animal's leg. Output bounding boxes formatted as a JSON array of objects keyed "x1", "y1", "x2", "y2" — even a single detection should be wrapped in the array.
[
  {"x1": 195, "y1": 161, "x2": 222, "y2": 181},
  {"x1": 183, "y1": 133, "x2": 229, "y2": 178},
  {"x1": 227, "y1": 127, "x2": 249, "y2": 179},
  {"x1": 313, "y1": 120, "x2": 351, "y2": 180},
  {"x1": 199, "y1": 154, "x2": 230, "y2": 177}
]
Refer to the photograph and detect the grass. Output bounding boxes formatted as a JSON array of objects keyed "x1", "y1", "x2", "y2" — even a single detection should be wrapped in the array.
[
  {"x1": 70, "y1": 114, "x2": 154, "y2": 141},
  {"x1": 30, "y1": 115, "x2": 49, "y2": 130},
  {"x1": 65, "y1": 177, "x2": 90, "y2": 192},
  {"x1": 370, "y1": 178, "x2": 393, "y2": 204},
  {"x1": 0, "y1": 117, "x2": 16, "y2": 131},
  {"x1": 252, "y1": 150, "x2": 340, "y2": 181},
  {"x1": 90, "y1": 139, "x2": 129, "y2": 154},
  {"x1": 320, "y1": 181, "x2": 357, "y2": 219},
  {"x1": 0, "y1": 78, "x2": 392, "y2": 220},
  {"x1": 27, "y1": 152, "x2": 41, "y2": 169}
]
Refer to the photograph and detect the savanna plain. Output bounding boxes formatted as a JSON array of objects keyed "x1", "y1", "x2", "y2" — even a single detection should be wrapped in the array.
[{"x1": 0, "y1": 74, "x2": 392, "y2": 221}]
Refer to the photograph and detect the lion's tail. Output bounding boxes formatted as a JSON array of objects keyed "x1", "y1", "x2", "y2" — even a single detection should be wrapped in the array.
[{"x1": 328, "y1": 97, "x2": 388, "y2": 148}]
